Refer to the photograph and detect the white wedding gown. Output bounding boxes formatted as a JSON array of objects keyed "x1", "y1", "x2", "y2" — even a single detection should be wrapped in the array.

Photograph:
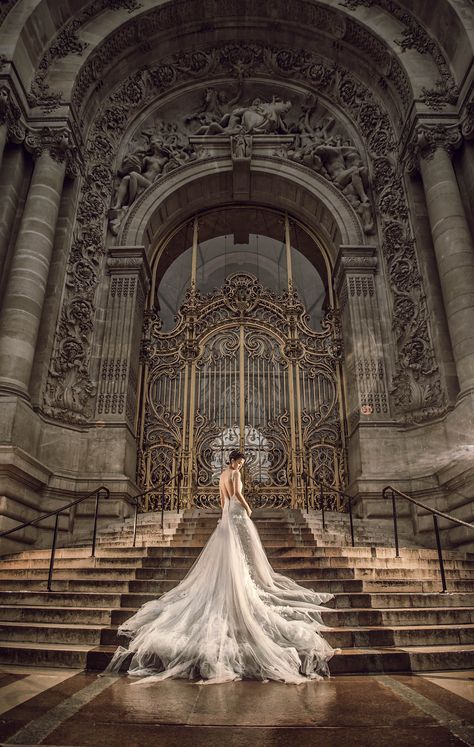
[{"x1": 105, "y1": 495, "x2": 336, "y2": 684}]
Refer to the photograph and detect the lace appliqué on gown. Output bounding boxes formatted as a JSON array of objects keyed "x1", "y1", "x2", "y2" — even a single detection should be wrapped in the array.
[{"x1": 104, "y1": 497, "x2": 336, "y2": 684}]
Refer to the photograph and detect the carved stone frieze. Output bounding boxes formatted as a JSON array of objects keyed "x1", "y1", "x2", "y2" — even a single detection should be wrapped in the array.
[
  {"x1": 0, "y1": 85, "x2": 25, "y2": 144},
  {"x1": 45, "y1": 39, "x2": 444, "y2": 424},
  {"x1": 70, "y1": 0, "x2": 414, "y2": 117}
]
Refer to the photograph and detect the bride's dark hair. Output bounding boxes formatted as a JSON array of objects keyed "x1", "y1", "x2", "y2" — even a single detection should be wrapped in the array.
[{"x1": 228, "y1": 449, "x2": 245, "y2": 463}]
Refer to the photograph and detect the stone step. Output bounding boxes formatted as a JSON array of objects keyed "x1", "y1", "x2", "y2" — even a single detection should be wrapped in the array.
[
  {"x1": 3, "y1": 618, "x2": 474, "y2": 650},
  {"x1": 1, "y1": 603, "x2": 472, "y2": 630},
  {"x1": 0, "y1": 590, "x2": 474, "y2": 612},
  {"x1": 4, "y1": 555, "x2": 471, "y2": 573},
  {"x1": 2, "y1": 641, "x2": 473, "y2": 674},
  {"x1": 323, "y1": 624, "x2": 474, "y2": 648}
]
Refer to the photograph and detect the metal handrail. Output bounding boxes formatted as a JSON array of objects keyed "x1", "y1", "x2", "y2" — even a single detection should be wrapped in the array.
[
  {"x1": 0, "y1": 485, "x2": 111, "y2": 591},
  {"x1": 383, "y1": 484, "x2": 474, "y2": 593},
  {"x1": 0, "y1": 485, "x2": 111, "y2": 540},
  {"x1": 301, "y1": 472, "x2": 355, "y2": 547}
]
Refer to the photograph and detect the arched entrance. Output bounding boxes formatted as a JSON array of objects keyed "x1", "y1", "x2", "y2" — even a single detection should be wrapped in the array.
[{"x1": 137, "y1": 208, "x2": 345, "y2": 511}]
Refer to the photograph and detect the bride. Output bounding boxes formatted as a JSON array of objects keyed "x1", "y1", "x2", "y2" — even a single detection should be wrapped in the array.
[{"x1": 104, "y1": 450, "x2": 337, "y2": 684}]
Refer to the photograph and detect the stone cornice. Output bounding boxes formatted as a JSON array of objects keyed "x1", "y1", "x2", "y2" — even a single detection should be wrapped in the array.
[
  {"x1": 107, "y1": 246, "x2": 151, "y2": 292},
  {"x1": 333, "y1": 245, "x2": 377, "y2": 295}
]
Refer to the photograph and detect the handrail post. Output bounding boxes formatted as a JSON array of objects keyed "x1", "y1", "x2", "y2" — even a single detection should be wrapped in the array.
[
  {"x1": 177, "y1": 469, "x2": 182, "y2": 514},
  {"x1": 433, "y1": 514, "x2": 448, "y2": 593},
  {"x1": 319, "y1": 485, "x2": 326, "y2": 529},
  {"x1": 302, "y1": 472, "x2": 309, "y2": 514},
  {"x1": 91, "y1": 487, "x2": 108, "y2": 557},
  {"x1": 132, "y1": 499, "x2": 138, "y2": 548},
  {"x1": 388, "y1": 488, "x2": 400, "y2": 558},
  {"x1": 320, "y1": 484, "x2": 325, "y2": 530},
  {"x1": 47, "y1": 513, "x2": 60, "y2": 592},
  {"x1": 161, "y1": 480, "x2": 165, "y2": 531},
  {"x1": 348, "y1": 496, "x2": 355, "y2": 547}
]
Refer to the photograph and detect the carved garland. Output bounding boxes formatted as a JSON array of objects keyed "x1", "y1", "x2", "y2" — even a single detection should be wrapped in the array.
[
  {"x1": 339, "y1": 0, "x2": 458, "y2": 107},
  {"x1": 27, "y1": 0, "x2": 143, "y2": 111},
  {"x1": 26, "y1": 0, "x2": 430, "y2": 117},
  {"x1": 43, "y1": 40, "x2": 445, "y2": 424}
]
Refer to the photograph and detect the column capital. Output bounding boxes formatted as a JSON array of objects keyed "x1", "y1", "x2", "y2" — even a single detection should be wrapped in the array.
[
  {"x1": 24, "y1": 125, "x2": 82, "y2": 178},
  {"x1": 405, "y1": 120, "x2": 462, "y2": 173},
  {"x1": 333, "y1": 245, "x2": 377, "y2": 294},
  {"x1": 0, "y1": 83, "x2": 25, "y2": 144}
]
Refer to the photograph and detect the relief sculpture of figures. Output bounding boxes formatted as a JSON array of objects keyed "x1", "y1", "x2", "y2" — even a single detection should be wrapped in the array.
[
  {"x1": 315, "y1": 138, "x2": 374, "y2": 234},
  {"x1": 194, "y1": 95, "x2": 292, "y2": 135},
  {"x1": 109, "y1": 122, "x2": 196, "y2": 235},
  {"x1": 288, "y1": 96, "x2": 374, "y2": 235}
]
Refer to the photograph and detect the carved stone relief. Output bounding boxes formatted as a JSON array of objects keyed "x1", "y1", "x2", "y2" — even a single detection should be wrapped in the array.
[
  {"x1": 339, "y1": 0, "x2": 458, "y2": 108},
  {"x1": 64, "y1": 0, "x2": 415, "y2": 117},
  {"x1": 0, "y1": 84, "x2": 25, "y2": 144},
  {"x1": 27, "y1": 0, "x2": 144, "y2": 111},
  {"x1": 43, "y1": 40, "x2": 445, "y2": 425}
]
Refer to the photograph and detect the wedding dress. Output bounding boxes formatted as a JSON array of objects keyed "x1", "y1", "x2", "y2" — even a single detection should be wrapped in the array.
[{"x1": 104, "y1": 494, "x2": 336, "y2": 684}]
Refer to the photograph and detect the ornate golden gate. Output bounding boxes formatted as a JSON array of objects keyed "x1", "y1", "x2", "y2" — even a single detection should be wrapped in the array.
[{"x1": 137, "y1": 222, "x2": 346, "y2": 510}]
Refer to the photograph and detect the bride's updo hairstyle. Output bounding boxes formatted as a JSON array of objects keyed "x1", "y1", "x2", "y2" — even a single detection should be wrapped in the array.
[{"x1": 228, "y1": 449, "x2": 245, "y2": 464}]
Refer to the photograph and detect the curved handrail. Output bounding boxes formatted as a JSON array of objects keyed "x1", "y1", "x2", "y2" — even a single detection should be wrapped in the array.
[
  {"x1": 0, "y1": 485, "x2": 111, "y2": 539},
  {"x1": 383, "y1": 485, "x2": 474, "y2": 531},
  {"x1": 383, "y1": 484, "x2": 474, "y2": 593}
]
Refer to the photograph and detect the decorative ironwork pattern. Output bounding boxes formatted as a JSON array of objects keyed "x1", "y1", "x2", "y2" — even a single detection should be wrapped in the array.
[{"x1": 139, "y1": 272, "x2": 344, "y2": 511}]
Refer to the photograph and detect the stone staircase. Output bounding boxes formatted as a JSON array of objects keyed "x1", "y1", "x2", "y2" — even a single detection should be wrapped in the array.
[{"x1": 0, "y1": 508, "x2": 473, "y2": 674}]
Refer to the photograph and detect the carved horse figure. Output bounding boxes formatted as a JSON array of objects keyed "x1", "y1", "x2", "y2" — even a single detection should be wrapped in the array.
[{"x1": 195, "y1": 97, "x2": 292, "y2": 135}]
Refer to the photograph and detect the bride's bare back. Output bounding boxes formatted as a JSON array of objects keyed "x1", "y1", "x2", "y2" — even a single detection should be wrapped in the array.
[
  {"x1": 219, "y1": 466, "x2": 251, "y2": 515},
  {"x1": 219, "y1": 467, "x2": 239, "y2": 502}
]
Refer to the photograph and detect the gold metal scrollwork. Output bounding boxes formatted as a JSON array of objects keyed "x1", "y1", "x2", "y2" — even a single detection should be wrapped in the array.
[{"x1": 137, "y1": 269, "x2": 346, "y2": 512}]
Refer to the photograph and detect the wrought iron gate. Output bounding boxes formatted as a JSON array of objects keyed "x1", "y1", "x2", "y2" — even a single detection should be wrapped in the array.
[{"x1": 137, "y1": 271, "x2": 345, "y2": 510}]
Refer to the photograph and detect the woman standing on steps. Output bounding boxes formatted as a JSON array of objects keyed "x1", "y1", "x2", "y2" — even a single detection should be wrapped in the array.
[{"x1": 104, "y1": 449, "x2": 337, "y2": 684}]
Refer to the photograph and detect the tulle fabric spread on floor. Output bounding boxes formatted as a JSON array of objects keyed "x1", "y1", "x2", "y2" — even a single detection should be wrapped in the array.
[{"x1": 104, "y1": 497, "x2": 337, "y2": 684}]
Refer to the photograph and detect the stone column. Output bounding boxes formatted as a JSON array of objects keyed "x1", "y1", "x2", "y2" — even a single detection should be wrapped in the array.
[
  {"x1": 412, "y1": 122, "x2": 474, "y2": 397},
  {"x1": 0, "y1": 127, "x2": 76, "y2": 398},
  {"x1": 95, "y1": 247, "x2": 150, "y2": 430},
  {"x1": 334, "y1": 246, "x2": 390, "y2": 433}
]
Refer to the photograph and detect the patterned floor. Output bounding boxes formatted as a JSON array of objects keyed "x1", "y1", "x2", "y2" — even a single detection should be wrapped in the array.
[{"x1": 0, "y1": 667, "x2": 473, "y2": 746}]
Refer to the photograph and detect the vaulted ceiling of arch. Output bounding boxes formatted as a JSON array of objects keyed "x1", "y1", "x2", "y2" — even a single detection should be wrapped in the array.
[{"x1": 1, "y1": 0, "x2": 470, "y2": 138}]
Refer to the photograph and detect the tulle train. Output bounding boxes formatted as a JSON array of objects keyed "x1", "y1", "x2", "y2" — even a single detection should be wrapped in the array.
[{"x1": 104, "y1": 498, "x2": 336, "y2": 684}]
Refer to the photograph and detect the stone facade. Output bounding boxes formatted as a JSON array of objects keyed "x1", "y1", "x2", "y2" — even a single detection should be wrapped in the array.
[{"x1": 0, "y1": 0, "x2": 473, "y2": 553}]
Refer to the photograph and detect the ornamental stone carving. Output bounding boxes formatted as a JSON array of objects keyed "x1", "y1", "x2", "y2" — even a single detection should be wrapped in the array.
[
  {"x1": 44, "y1": 39, "x2": 445, "y2": 424},
  {"x1": 461, "y1": 102, "x2": 474, "y2": 141},
  {"x1": 0, "y1": 85, "x2": 24, "y2": 144}
]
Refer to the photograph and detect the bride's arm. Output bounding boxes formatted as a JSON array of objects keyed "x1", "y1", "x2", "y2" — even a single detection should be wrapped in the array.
[{"x1": 219, "y1": 482, "x2": 225, "y2": 510}]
